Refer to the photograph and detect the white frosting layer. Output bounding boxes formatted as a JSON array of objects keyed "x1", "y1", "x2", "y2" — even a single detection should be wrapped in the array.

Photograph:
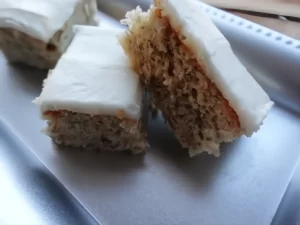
[
  {"x1": 34, "y1": 26, "x2": 143, "y2": 119},
  {"x1": 0, "y1": 0, "x2": 98, "y2": 42},
  {"x1": 158, "y1": 0, "x2": 273, "y2": 136}
]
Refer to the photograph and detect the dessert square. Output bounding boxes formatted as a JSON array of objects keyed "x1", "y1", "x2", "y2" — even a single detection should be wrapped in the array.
[
  {"x1": 119, "y1": 0, "x2": 273, "y2": 156},
  {"x1": 0, "y1": 0, "x2": 98, "y2": 69},
  {"x1": 34, "y1": 26, "x2": 148, "y2": 153}
]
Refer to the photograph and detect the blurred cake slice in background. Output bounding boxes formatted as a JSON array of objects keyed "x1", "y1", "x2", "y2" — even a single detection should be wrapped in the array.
[
  {"x1": 0, "y1": 0, "x2": 98, "y2": 69},
  {"x1": 33, "y1": 26, "x2": 148, "y2": 153}
]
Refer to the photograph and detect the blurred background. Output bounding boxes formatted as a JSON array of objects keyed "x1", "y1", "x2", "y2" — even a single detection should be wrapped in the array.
[{"x1": 97, "y1": 0, "x2": 300, "y2": 40}]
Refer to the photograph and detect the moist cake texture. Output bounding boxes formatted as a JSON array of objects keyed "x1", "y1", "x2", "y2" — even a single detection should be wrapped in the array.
[
  {"x1": 33, "y1": 26, "x2": 148, "y2": 153},
  {"x1": 43, "y1": 111, "x2": 147, "y2": 153},
  {"x1": 0, "y1": 0, "x2": 98, "y2": 69},
  {"x1": 119, "y1": 0, "x2": 273, "y2": 156}
]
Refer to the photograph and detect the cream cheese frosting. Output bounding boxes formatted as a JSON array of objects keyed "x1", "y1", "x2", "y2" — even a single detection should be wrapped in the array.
[
  {"x1": 33, "y1": 26, "x2": 143, "y2": 119},
  {"x1": 158, "y1": 0, "x2": 273, "y2": 136},
  {"x1": 0, "y1": 0, "x2": 98, "y2": 42}
]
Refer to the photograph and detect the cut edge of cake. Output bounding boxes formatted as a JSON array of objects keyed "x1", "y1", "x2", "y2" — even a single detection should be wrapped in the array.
[{"x1": 153, "y1": 0, "x2": 274, "y2": 136}]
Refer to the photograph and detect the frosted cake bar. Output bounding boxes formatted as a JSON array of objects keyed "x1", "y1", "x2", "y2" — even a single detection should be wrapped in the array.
[
  {"x1": 119, "y1": 0, "x2": 273, "y2": 156},
  {"x1": 34, "y1": 26, "x2": 148, "y2": 153},
  {"x1": 0, "y1": 0, "x2": 98, "y2": 69}
]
